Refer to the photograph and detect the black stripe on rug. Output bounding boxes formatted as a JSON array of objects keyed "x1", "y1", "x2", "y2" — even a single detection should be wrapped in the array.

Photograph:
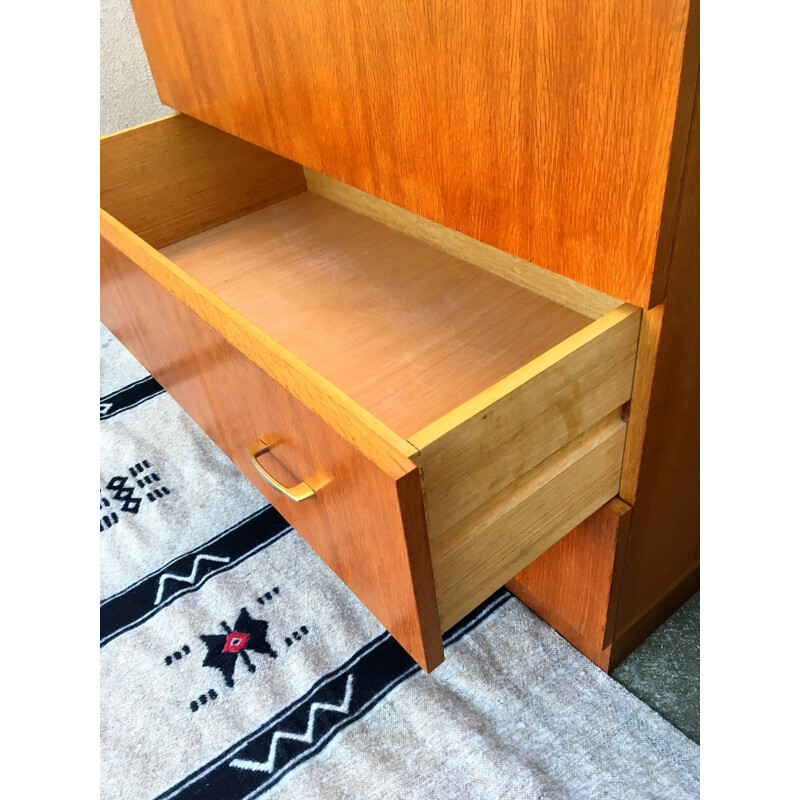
[
  {"x1": 155, "y1": 589, "x2": 511, "y2": 800},
  {"x1": 100, "y1": 506, "x2": 291, "y2": 647},
  {"x1": 100, "y1": 375, "x2": 165, "y2": 420}
]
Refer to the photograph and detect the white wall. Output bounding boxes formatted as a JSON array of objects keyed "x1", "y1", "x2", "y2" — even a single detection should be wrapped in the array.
[{"x1": 100, "y1": 0, "x2": 171, "y2": 135}]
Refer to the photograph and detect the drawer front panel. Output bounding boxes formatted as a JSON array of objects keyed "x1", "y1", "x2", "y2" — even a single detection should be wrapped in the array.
[{"x1": 100, "y1": 236, "x2": 443, "y2": 671}]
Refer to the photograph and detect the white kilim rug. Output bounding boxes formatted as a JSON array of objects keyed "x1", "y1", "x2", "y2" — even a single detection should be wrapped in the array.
[{"x1": 100, "y1": 323, "x2": 700, "y2": 800}]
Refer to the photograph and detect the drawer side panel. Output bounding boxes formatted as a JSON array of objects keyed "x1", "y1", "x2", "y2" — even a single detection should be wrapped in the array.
[
  {"x1": 432, "y1": 415, "x2": 627, "y2": 631},
  {"x1": 101, "y1": 115, "x2": 307, "y2": 249},
  {"x1": 412, "y1": 306, "x2": 640, "y2": 543}
]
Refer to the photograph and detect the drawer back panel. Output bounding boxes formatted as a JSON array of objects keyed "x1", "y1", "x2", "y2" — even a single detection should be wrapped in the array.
[{"x1": 130, "y1": 0, "x2": 696, "y2": 308}]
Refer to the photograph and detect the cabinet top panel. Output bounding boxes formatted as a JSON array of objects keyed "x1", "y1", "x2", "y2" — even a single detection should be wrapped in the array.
[{"x1": 131, "y1": 0, "x2": 697, "y2": 308}]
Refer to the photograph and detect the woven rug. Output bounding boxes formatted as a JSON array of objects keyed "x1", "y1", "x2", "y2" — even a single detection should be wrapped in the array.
[{"x1": 100, "y1": 323, "x2": 699, "y2": 800}]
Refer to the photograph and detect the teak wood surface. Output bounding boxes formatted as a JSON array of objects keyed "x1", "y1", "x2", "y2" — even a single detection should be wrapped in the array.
[
  {"x1": 613, "y1": 81, "x2": 700, "y2": 639},
  {"x1": 129, "y1": 0, "x2": 698, "y2": 308},
  {"x1": 101, "y1": 237, "x2": 444, "y2": 672},
  {"x1": 162, "y1": 193, "x2": 592, "y2": 439}
]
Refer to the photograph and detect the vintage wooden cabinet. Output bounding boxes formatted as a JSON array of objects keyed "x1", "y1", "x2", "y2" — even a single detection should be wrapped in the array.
[{"x1": 101, "y1": 0, "x2": 699, "y2": 672}]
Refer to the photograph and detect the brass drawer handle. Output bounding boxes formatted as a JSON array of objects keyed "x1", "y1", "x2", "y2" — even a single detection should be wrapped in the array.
[{"x1": 246, "y1": 438, "x2": 315, "y2": 502}]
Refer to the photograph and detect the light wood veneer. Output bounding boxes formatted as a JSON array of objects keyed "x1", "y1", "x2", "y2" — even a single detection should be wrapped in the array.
[{"x1": 162, "y1": 192, "x2": 592, "y2": 438}]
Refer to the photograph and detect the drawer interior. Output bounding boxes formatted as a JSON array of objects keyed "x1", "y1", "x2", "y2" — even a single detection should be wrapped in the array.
[
  {"x1": 161, "y1": 194, "x2": 593, "y2": 438},
  {"x1": 102, "y1": 115, "x2": 620, "y2": 445}
]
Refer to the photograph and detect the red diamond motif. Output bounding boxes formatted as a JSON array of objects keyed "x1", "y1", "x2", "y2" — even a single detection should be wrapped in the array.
[{"x1": 222, "y1": 631, "x2": 250, "y2": 653}]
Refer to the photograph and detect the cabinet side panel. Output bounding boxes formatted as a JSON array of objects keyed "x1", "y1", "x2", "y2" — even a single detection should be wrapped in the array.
[{"x1": 613, "y1": 85, "x2": 700, "y2": 637}]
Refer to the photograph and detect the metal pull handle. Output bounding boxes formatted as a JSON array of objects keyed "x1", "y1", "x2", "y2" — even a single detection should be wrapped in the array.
[{"x1": 246, "y1": 438, "x2": 315, "y2": 502}]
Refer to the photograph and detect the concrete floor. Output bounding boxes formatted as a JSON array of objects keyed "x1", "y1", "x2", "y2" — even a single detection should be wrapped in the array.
[{"x1": 611, "y1": 593, "x2": 700, "y2": 743}]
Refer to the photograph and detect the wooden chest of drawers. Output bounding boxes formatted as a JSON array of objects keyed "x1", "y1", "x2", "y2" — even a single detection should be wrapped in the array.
[{"x1": 102, "y1": 0, "x2": 698, "y2": 672}]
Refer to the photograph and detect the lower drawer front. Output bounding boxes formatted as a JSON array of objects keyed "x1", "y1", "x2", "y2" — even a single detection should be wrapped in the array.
[{"x1": 100, "y1": 237, "x2": 444, "y2": 671}]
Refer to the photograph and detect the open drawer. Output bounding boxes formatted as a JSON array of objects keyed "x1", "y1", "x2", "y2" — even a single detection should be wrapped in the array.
[{"x1": 100, "y1": 115, "x2": 641, "y2": 671}]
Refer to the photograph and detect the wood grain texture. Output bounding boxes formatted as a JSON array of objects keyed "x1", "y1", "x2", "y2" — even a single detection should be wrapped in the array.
[
  {"x1": 647, "y1": 0, "x2": 699, "y2": 307},
  {"x1": 100, "y1": 114, "x2": 307, "y2": 249},
  {"x1": 161, "y1": 193, "x2": 592, "y2": 439},
  {"x1": 432, "y1": 414, "x2": 627, "y2": 631},
  {"x1": 612, "y1": 82, "x2": 700, "y2": 636},
  {"x1": 101, "y1": 236, "x2": 444, "y2": 671},
  {"x1": 620, "y1": 79, "x2": 699, "y2": 506},
  {"x1": 100, "y1": 211, "x2": 418, "y2": 474},
  {"x1": 506, "y1": 498, "x2": 632, "y2": 671},
  {"x1": 412, "y1": 305, "x2": 640, "y2": 540},
  {"x1": 304, "y1": 169, "x2": 621, "y2": 320},
  {"x1": 130, "y1": 0, "x2": 696, "y2": 307}
]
